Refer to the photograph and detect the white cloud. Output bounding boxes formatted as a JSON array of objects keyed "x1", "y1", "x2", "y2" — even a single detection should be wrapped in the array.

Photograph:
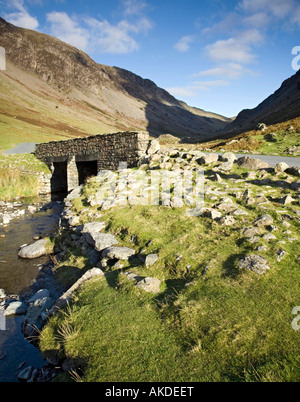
[
  {"x1": 174, "y1": 36, "x2": 195, "y2": 52},
  {"x1": 205, "y1": 29, "x2": 264, "y2": 64},
  {"x1": 46, "y1": 12, "x2": 90, "y2": 51},
  {"x1": 85, "y1": 17, "x2": 140, "y2": 54},
  {"x1": 167, "y1": 80, "x2": 229, "y2": 98},
  {"x1": 243, "y1": 12, "x2": 270, "y2": 29},
  {"x1": 239, "y1": 0, "x2": 295, "y2": 19},
  {"x1": 4, "y1": 0, "x2": 39, "y2": 29},
  {"x1": 193, "y1": 63, "x2": 256, "y2": 79},
  {"x1": 45, "y1": 1, "x2": 152, "y2": 55},
  {"x1": 291, "y1": 5, "x2": 300, "y2": 27},
  {"x1": 122, "y1": 0, "x2": 148, "y2": 16}
]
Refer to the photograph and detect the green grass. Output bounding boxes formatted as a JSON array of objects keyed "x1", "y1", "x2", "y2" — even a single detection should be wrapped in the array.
[
  {"x1": 40, "y1": 277, "x2": 186, "y2": 382},
  {"x1": 0, "y1": 153, "x2": 50, "y2": 201},
  {"x1": 39, "y1": 160, "x2": 300, "y2": 382},
  {"x1": 198, "y1": 117, "x2": 300, "y2": 156}
]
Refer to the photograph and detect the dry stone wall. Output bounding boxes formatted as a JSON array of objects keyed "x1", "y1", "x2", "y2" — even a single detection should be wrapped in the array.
[{"x1": 35, "y1": 131, "x2": 151, "y2": 193}]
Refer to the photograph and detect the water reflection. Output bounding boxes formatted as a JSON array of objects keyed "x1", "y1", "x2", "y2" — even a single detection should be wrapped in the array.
[{"x1": 0, "y1": 195, "x2": 64, "y2": 381}]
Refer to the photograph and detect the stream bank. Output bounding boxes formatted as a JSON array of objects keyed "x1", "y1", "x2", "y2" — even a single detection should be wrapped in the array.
[{"x1": 0, "y1": 196, "x2": 64, "y2": 382}]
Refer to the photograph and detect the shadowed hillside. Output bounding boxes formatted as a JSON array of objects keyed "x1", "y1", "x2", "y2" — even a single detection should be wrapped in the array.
[{"x1": 0, "y1": 17, "x2": 231, "y2": 150}]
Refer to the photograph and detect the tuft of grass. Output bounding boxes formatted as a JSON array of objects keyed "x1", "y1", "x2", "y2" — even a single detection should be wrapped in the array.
[
  {"x1": 0, "y1": 166, "x2": 39, "y2": 201},
  {"x1": 0, "y1": 153, "x2": 50, "y2": 201}
]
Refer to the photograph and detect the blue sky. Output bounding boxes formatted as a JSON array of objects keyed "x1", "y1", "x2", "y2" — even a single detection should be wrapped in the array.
[{"x1": 1, "y1": 0, "x2": 300, "y2": 117}]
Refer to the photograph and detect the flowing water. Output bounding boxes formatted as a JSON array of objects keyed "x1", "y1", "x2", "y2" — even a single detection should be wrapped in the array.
[{"x1": 0, "y1": 196, "x2": 63, "y2": 382}]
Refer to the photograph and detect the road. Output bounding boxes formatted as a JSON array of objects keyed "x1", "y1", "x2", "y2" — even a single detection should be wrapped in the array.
[
  {"x1": 227, "y1": 153, "x2": 300, "y2": 168},
  {"x1": 2, "y1": 143, "x2": 300, "y2": 168}
]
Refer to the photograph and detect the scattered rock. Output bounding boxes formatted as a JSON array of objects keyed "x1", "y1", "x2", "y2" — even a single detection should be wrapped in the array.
[
  {"x1": 275, "y1": 162, "x2": 289, "y2": 173},
  {"x1": 252, "y1": 214, "x2": 274, "y2": 227},
  {"x1": 102, "y1": 246, "x2": 136, "y2": 260},
  {"x1": 18, "y1": 366, "x2": 33, "y2": 382},
  {"x1": 240, "y1": 227, "x2": 260, "y2": 238},
  {"x1": 27, "y1": 289, "x2": 50, "y2": 303},
  {"x1": 257, "y1": 123, "x2": 267, "y2": 132},
  {"x1": 84, "y1": 232, "x2": 118, "y2": 252},
  {"x1": 135, "y1": 277, "x2": 161, "y2": 293},
  {"x1": 27, "y1": 205, "x2": 37, "y2": 214},
  {"x1": 18, "y1": 238, "x2": 50, "y2": 259},
  {"x1": 23, "y1": 297, "x2": 55, "y2": 337},
  {"x1": 50, "y1": 268, "x2": 104, "y2": 313},
  {"x1": 145, "y1": 254, "x2": 159, "y2": 267},
  {"x1": 220, "y1": 152, "x2": 236, "y2": 163},
  {"x1": 4, "y1": 301, "x2": 27, "y2": 316},
  {"x1": 237, "y1": 156, "x2": 270, "y2": 170},
  {"x1": 262, "y1": 233, "x2": 277, "y2": 242},
  {"x1": 198, "y1": 153, "x2": 219, "y2": 165},
  {"x1": 81, "y1": 222, "x2": 106, "y2": 233},
  {"x1": 238, "y1": 255, "x2": 271, "y2": 275},
  {"x1": 278, "y1": 195, "x2": 295, "y2": 205},
  {"x1": 147, "y1": 140, "x2": 160, "y2": 155},
  {"x1": 286, "y1": 166, "x2": 300, "y2": 177},
  {"x1": 218, "y1": 161, "x2": 233, "y2": 172},
  {"x1": 219, "y1": 215, "x2": 236, "y2": 226},
  {"x1": 277, "y1": 249, "x2": 288, "y2": 262}
]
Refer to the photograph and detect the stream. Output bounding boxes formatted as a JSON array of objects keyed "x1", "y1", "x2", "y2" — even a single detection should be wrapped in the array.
[{"x1": 0, "y1": 196, "x2": 64, "y2": 382}]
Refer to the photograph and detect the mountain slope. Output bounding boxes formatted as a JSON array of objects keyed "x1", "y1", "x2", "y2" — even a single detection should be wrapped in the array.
[
  {"x1": 0, "y1": 17, "x2": 231, "y2": 150},
  {"x1": 220, "y1": 69, "x2": 300, "y2": 137}
]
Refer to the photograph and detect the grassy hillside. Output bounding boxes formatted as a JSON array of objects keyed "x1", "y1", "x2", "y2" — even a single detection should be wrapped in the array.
[
  {"x1": 199, "y1": 117, "x2": 300, "y2": 156},
  {"x1": 39, "y1": 153, "x2": 300, "y2": 382},
  {"x1": 0, "y1": 62, "x2": 130, "y2": 152}
]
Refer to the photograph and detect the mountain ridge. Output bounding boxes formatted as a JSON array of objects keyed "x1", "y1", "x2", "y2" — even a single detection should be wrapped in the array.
[
  {"x1": 220, "y1": 68, "x2": 300, "y2": 137},
  {"x1": 0, "y1": 17, "x2": 231, "y2": 147}
]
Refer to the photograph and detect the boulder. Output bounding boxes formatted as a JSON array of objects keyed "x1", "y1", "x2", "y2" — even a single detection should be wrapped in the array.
[
  {"x1": 18, "y1": 238, "x2": 50, "y2": 259},
  {"x1": 220, "y1": 152, "x2": 237, "y2": 163},
  {"x1": 18, "y1": 366, "x2": 33, "y2": 382},
  {"x1": 23, "y1": 297, "x2": 54, "y2": 337},
  {"x1": 240, "y1": 227, "x2": 261, "y2": 238},
  {"x1": 277, "y1": 194, "x2": 295, "y2": 205},
  {"x1": 257, "y1": 123, "x2": 267, "y2": 132},
  {"x1": 219, "y1": 216, "x2": 236, "y2": 226},
  {"x1": 4, "y1": 301, "x2": 27, "y2": 316},
  {"x1": 102, "y1": 246, "x2": 136, "y2": 260},
  {"x1": 286, "y1": 166, "x2": 300, "y2": 177},
  {"x1": 145, "y1": 254, "x2": 159, "y2": 267},
  {"x1": 237, "y1": 156, "x2": 270, "y2": 170},
  {"x1": 197, "y1": 153, "x2": 219, "y2": 165},
  {"x1": 277, "y1": 249, "x2": 288, "y2": 262},
  {"x1": 218, "y1": 161, "x2": 233, "y2": 172},
  {"x1": 135, "y1": 277, "x2": 161, "y2": 293},
  {"x1": 27, "y1": 289, "x2": 50, "y2": 303},
  {"x1": 82, "y1": 222, "x2": 106, "y2": 233},
  {"x1": 84, "y1": 232, "x2": 118, "y2": 252},
  {"x1": 238, "y1": 255, "x2": 270, "y2": 275},
  {"x1": 147, "y1": 140, "x2": 160, "y2": 155},
  {"x1": 275, "y1": 162, "x2": 289, "y2": 173},
  {"x1": 50, "y1": 268, "x2": 104, "y2": 313},
  {"x1": 252, "y1": 214, "x2": 274, "y2": 227}
]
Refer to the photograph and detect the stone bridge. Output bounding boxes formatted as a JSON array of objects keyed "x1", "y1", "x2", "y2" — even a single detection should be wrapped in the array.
[{"x1": 35, "y1": 131, "x2": 153, "y2": 194}]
